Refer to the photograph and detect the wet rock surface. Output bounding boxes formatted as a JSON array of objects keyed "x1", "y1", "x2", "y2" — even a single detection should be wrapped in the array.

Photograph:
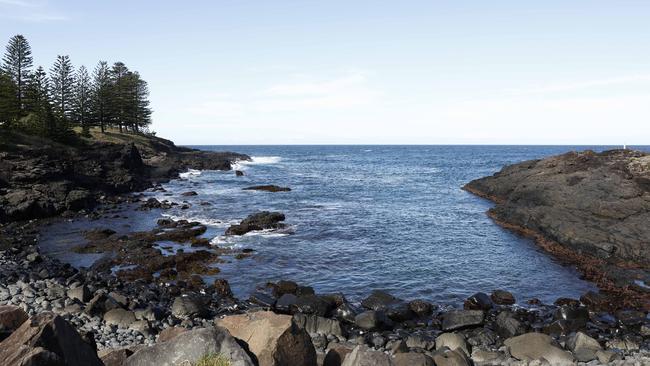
[
  {"x1": 465, "y1": 149, "x2": 650, "y2": 310},
  {"x1": 225, "y1": 211, "x2": 288, "y2": 236},
  {"x1": 243, "y1": 184, "x2": 292, "y2": 192}
]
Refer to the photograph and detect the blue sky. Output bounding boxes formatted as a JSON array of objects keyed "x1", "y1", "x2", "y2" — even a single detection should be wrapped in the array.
[{"x1": 1, "y1": 0, "x2": 649, "y2": 144}]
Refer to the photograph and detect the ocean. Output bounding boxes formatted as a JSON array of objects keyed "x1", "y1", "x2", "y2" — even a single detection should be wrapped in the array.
[{"x1": 41, "y1": 145, "x2": 649, "y2": 305}]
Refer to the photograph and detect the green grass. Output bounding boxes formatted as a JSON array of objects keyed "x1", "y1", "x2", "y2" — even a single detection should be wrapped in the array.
[{"x1": 194, "y1": 353, "x2": 232, "y2": 366}]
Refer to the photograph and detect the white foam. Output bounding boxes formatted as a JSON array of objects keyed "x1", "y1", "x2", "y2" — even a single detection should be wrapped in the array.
[
  {"x1": 179, "y1": 169, "x2": 202, "y2": 179},
  {"x1": 245, "y1": 156, "x2": 282, "y2": 165},
  {"x1": 161, "y1": 213, "x2": 236, "y2": 228}
]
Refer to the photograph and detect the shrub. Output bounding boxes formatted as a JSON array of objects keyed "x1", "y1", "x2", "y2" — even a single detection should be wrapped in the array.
[{"x1": 194, "y1": 353, "x2": 231, "y2": 366}]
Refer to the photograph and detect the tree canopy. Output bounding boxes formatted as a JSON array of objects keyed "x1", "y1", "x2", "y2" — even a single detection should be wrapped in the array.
[{"x1": 0, "y1": 34, "x2": 153, "y2": 139}]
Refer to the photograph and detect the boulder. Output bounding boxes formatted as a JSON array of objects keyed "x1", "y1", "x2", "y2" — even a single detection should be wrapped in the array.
[
  {"x1": 431, "y1": 348, "x2": 471, "y2": 366},
  {"x1": 99, "y1": 348, "x2": 135, "y2": 366},
  {"x1": 441, "y1": 310, "x2": 484, "y2": 331},
  {"x1": 293, "y1": 313, "x2": 343, "y2": 337},
  {"x1": 470, "y1": 349, "x2": 506, "y2": 365},
  {"x1": 341, "y1": 345, "x2": 393, "y2": 366},
  {"x1": 292, "y1": 294, "x2": 331, "y2": 316},
  {"x1": 85, "y1": 292, "x2": 122, "y2": 317},
  {"x1": 181, "y1": 191, "x2": 198, "y2": 196},
  {"x1": 275, "y1": 294, "x2": 298, "y2": 313},
  {"x1": 104, "y1": 308, "x2": 136, "y2": 328},
  {"x1": 273, "y1": 280, "x2": 298, "y2": 296},
  {"x1": 0, "y1": 312, "x2": 103, "y2": 366},
  {"x1": 361, "y1": 290, "x2": 400, "y2": 311},
  {"x1": 249, "y1": 292, "x2": 276, "y2": 308},
  {"x1": 550, "y1": 305, "x2": 589, "y2": 334},
  {"x1": 463, "y1": 292, "x2": 493, "y2": 311},
  {"x1": 126, "y1": 327, "x2": 253, "y2": 366},
  {"x1": 157, "y1": 326, "x2": 189, "y2": 343},
  {"x1": 67, "y1": 285, "x2": 91, "y2": 303},
  {"x1": 0, "y1": 305, "x2": 28, "y2": 336},
  {"x1": 171, "y1": 295, "x2": 207, "y2": 318},
  {"x1": 405, "y1": 333, "x2": 436, "y2": 351},
  {"x1": 324, "y1": 344, "x2": 355, "y2": 366},
  {"x1": 334, "y1": 302, "x2": 359, "y2": 323},
  {"x1": 504, "y1": 333, "x2": 574, "y2": 365},
  {"x1": 385, "y1": 302, "x2": 415, "y2": 322},
  {"x1": 494, "y1": 311, "x2": 527, "y2": 338},
  {"x1": 490, "y1": 290, "x2": 516, "y2": 305},
  {"x1": 436, "y1": 333, "x2": 470, "y2": 354},
  {"x1": 355, "y1": 311, "x2": 378, "y2": 330},
  {"x1": 392, "y1": 352, "x2": 434, "y2": 366},
  {"x1": 408, "y1": 299, "x2": 434, "y2": 317},
  {"x1": 214, "y1": 278, "x2": 234, "y2": 298},
  {"x1": 215, "y1": 311, "x2": 317, "y2": 366},
  {"x1": 566, "y1": 331, "x2": 601, "y2": 362},
  {"x1": 235, "y1": 170, "x2": 244, "y2": 176}
]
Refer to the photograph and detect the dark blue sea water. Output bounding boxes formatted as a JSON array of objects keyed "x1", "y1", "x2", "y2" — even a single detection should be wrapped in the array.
[{"x1": 41, "y1": 145, "x2": 649, "y2": 306}]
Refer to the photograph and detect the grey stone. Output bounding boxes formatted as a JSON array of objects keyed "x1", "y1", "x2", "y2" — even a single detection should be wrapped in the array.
[
  {"x1": 355, "y1": 311, "x2": 378, "y2": 330},
  {"x1": 392, "y1": 352, "x2": 433, "y2": 366},
  {"x1": 504, "y1": 333, "x2": 574, "y2": 365},
  {"x1": 171, "y1": 295, "x2": 207, "y2": 319},
  {"x1": 126, "y1": 327, "x2": 254, "y2": 366},
  {"x1": 566, "y1": 331, "x2": 601, "y2": 362},
  {"x1": 104, "y1": 309, "x2": 136, "y2": 328},
  {"x1": 436, "y1": 332, "x2": 469, "y2": 355},
  {"x1": 293, "y1": 313, "x2": 343, "y2": 337},
  {"x1": 441, "y1": 310, "x2": 484, "y2": 331},
  {"x1": 67, "y1": 285, "x2": 91, "y2": 303},
  {"x1": 431, "y1": 348, "x2": 471, "y2": 366},
  {"x1": 341, "y1": 345, "x2": 393, "y2": 366}
]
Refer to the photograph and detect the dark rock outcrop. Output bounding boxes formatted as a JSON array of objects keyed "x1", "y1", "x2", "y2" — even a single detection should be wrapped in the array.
[
  {"x1": 464, "y1": 149, "x2": 650, "y2": 310},
  {"x1": 225, "y1": 211, "x2": 287, "y2": 236},
  {"x1": 0, "y1": 131, "x2": 250, "y2": 223}
]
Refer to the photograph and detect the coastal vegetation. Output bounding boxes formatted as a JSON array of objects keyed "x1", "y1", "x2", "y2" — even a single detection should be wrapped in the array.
[{"x1": 0, "y1": 34, "x2": 152, "y2": 141}]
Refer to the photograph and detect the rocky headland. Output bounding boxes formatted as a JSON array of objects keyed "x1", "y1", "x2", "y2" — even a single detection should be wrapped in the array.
[
  {"x1": 464, "y1": 149, "x2": 650, "y2": 312},
  {"x1": 0, "y1": 130, "x2": 249, "y2": 222},
  {"x1": 1, "y1": 135, "x2": 649, "y2": 366}
]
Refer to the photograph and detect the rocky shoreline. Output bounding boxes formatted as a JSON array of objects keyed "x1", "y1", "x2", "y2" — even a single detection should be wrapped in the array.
[
  {"x1": 1, "y1": 135, "x2": 649, "y2": 365},
  {"x1": 463, "y1": 149, "x2": 650, "y2": 312}
]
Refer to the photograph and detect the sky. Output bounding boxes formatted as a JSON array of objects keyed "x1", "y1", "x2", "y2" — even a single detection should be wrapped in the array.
[{"x1": 1, "y1": 0, "x2": 650, "y2": 145}]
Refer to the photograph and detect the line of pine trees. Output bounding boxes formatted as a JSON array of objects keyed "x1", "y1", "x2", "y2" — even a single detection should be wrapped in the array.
[{"x1": 0, "y1": 34, "x2": 152, "y2": 140}]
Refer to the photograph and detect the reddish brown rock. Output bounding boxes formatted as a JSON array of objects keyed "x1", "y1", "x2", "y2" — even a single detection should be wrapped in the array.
[
  {"x1": 157, "y1": 326, "x2": 189, "y2": 343},
  {"x1": 215, "y1": 311, "x2": 317, "y2": 366},
  {"x1": 0, "y1": 312, "x2": 103, "y2": 366},
  {"x1": 0, "y1": 305, "x2": 28, "y2": 336}
]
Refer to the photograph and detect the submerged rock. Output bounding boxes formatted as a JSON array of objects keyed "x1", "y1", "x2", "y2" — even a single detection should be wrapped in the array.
[{"x1": 243, "y1": 185, "x2": 291, "y2": 192}]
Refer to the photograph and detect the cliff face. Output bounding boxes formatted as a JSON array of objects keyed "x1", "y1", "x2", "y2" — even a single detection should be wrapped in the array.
[
  {"x1": 0, "y1": 131, "x2": 250, "y2": 222},
  {"x1": 464, "y1": 149, "x2": 650, "y2": 308}
]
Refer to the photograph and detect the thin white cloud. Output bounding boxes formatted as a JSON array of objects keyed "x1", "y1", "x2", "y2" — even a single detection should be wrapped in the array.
[
  {"x1": 0, "y1": 0, "x2": 38, "y2": 7},
  {"x1": 0, "y1": 0, "x2": 67, "y2": 22},
  {"x1": 262, "y1": 73, "x2": 368, "y2": 97},
  {"x1": 188, "y1": 72, "x2": 381, "y2": 117},
  {"x1": 506, "y1": 74, "x2": 650, "y2": 96}
]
